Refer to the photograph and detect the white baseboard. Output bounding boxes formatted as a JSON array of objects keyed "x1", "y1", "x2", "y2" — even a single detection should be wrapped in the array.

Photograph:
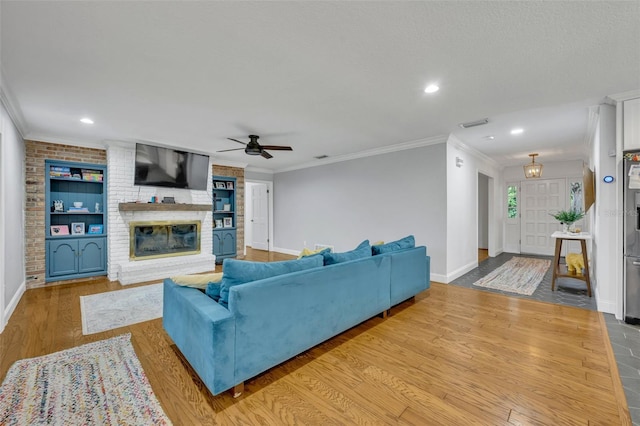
[
  {"x1": 3, "y1": 280, "x2": 26, "y2": 332},
  {"x1": 443, "y1": 261, "x2": 478, "y2": 283},
  {"x1": 594, "y1": 285, "x2": 617, "y2": 314},
  {"x1": 272, "y1": 247, "x2": 300, "y2": 256},
  {"x1": 430, "y1": 273, "x2": 447, "y2": 283}
]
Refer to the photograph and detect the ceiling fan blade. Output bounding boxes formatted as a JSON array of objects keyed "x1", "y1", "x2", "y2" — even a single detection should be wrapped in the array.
[
  {"x1": 217, "y1": 148, "x2": 245, "y2": 153},
  {"x1": 261, "y1": 145, "x2": 292, "y2": 151},
  {"x1": 227, "y1": 138, "x2": 247, "y2": 146},
  {"x1": 261, "y1": 151, "x2": 273, "y2": 159}
]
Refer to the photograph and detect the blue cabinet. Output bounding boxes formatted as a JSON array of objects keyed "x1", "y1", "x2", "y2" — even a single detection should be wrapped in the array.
[
  {"x1": 213, "y1": 229, "x2": 237, "y2": 258},
  {"x1": 212, "y1": 176, "x2": 237, "y2": 263},
  {"x1": 47, "y1": 237, "x2": 106, "y2": 279},
  {"x1": 45, "y1": 160, "x2": 107, "y2": 282}
]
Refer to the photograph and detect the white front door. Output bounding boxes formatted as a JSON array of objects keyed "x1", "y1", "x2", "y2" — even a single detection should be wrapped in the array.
[
  {"x1": 250, "y1": 183, "x2": 269, "y2": 250},
  {"x1": 520, "y1": 179, "x2": 566, "y2": 255}
]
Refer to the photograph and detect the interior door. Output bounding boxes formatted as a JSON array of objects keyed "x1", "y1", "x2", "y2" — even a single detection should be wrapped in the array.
[
  {"x1": 520, "y1": 178, "x2": 566, "y2": 255},
  {"x1": 250, "y1": 184, "x2": 269, "y2": 251}
]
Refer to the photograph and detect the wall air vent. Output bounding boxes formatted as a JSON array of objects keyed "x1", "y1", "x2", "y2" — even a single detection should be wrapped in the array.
[
  {"x1": 314, "y1": 155, "x2": 329, "y2": 159},
  {"x1": 459, "y1": 118, "x2": 489, "y2": 128}
]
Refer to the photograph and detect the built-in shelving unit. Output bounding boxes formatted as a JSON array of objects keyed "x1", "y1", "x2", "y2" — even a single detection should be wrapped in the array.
[
  {"x1": 45, "y1": 160, "x2": 108, "y2": 282},
  {"x1": 212, "y1": 176, "x2": 237, "y2": 263}
]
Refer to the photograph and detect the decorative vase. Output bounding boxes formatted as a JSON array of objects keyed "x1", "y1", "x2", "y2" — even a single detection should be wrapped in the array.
[{"x1": 562, "y1": 223, "x2": 570, "y2": 233}]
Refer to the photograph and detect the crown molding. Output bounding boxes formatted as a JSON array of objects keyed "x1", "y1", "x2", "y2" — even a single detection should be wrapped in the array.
[
  {"x1": 606, "y1": 89, "x2": 640, "y2": 103},
  {"x1": 275, "y1": 134, "x2": 448, "y2": 173},
  {"x1": 25, "y1": 134, "x2": 108, "y2": 150},
  {"x1": 0, "y1": 69, "x2": 27, "y2": 138},
  {"x1": 584, "y1": 105, "x2": 600, "y2": 150},
  {"x1": 447, "y1": 134, "x2": 502, "y2": 170}
]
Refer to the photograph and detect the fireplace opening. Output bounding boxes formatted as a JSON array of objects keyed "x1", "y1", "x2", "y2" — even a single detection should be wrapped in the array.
[{"x1": 130, "y1": 221, "x2": 201, "y2": 260}]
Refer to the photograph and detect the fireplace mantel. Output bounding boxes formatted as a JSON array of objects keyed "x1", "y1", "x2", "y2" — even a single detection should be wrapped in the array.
[{"x1": 118, "y1": 203, "x2": 212, "y2": 212}]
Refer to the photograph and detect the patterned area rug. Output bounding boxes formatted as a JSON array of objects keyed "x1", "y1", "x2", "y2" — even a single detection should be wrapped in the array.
[
  {"x1": 0, "y1": 334, "x2": 171, "y2": 425},
  {"x1": 80, "y1": 283, "x2": 163, "y2": 335},
  {"x1": 473, "y1": 257, "x2": 551, "y2": 295}
]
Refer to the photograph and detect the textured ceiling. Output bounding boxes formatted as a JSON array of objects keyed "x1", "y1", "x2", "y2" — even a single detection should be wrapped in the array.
[{"x1": 1, "y1": 1, "x2": 639, "y2": 171}]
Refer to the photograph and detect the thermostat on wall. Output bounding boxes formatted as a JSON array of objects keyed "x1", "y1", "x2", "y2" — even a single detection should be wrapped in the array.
[{"x1": 603, "y1": 175, "x2": 614, "y2": 183}]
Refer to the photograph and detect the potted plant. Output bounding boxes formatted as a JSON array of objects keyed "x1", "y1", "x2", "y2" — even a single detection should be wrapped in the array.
[{"x1": 550, "y1": 209, "x2": 585, "y2": 233}]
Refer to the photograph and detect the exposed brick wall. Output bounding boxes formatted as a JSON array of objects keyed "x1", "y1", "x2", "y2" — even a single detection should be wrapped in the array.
[
  {"x1": 24, "y1": 140, "x2": 107, "y2": 288},
  {"x1": 213, "y1": 165, "x2": 245, "y2": 259}
]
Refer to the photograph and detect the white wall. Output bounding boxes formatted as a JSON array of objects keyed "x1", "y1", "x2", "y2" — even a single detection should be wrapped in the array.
[
  {"x1": 478, "y1": 173, "x2": 489, "y2": 249},
  {"x1": 591, "y1": 104, "x2": 619, "y2": 314},
  {"x1": 272, "y1": 143, "x2": 448, "y2": 279},
  {"x1": 245, "y1": 170, "x2": 273, "y2": 181},
  {"x1": 0, "y1": 100, "x2": 25, "y2": 333},
  {"x1": 446, "y1": 136, "x2": 502, "y2": 282}
]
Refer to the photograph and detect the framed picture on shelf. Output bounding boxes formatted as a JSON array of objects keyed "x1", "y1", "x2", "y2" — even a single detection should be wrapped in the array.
[
  {"x1": 50, "y1": 225, "x2": 69, "y2": 236},
  {"x1": 226, "y1": 181, "x2": 234, "y2": 189},
  {"x1": 223, "y1": 204, "x2": 231, "y2": 211},
  {"x1": 71, "y1": 222, "x2": 85, "y2": 235},
  {"x1": 87, "y1": 224, "x2": 103, "y2": 235},
  {"x1": 223, "y1": 217, "x2": 233, "y2": 228},
  {"x1": 215, "y1": 219, "x2": 223, "y2": 228},
  {"x1": 215, "y1": 182, "x2": 226, "y2": 189}
]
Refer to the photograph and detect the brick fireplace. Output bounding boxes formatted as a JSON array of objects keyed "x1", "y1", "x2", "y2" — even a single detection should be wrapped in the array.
[{"x1": 107, "y1": 143, "x2": 216, "y2": 284}]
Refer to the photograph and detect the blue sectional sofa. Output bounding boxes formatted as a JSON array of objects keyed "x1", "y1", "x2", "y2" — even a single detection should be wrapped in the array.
[{"x1": 163, "y1": 244, "x2": 430, "y2": 397}]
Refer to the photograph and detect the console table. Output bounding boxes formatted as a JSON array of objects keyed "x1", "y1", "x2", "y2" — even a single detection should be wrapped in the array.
[{"x1": 551, "y1": 231, "x2": 592, "y2": 297}]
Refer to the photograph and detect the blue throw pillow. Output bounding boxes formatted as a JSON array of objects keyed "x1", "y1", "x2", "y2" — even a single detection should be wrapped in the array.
[
  {"x1": 218, "y1": 256, "x2": 323, "y2": 307},
  {"x1": 321, "y1": 239, "x2": 371, "y2": 266},
  {"x1": 205, "y1": 281, "x2": 222, "y2": 300},
  {"x1": 372, "y1": 235, "x2": 415, "y2": 255}
]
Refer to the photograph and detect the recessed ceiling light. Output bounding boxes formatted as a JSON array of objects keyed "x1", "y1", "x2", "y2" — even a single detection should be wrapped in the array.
[
  {"x1": 80, "y1": 117, "x2": 94, "y2": 124},
  {"x1": 511, "y1": 128, "x2": 524, "y2": 135},
  {"x1": 485, "y1": 136, "x2": 495, "y2": 140},
  {"x1": 424, "y1": 84, "x2": 439, "y2": 94}
]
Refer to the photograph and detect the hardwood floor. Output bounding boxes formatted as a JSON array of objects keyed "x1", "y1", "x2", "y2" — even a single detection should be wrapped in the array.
[
  {"x1": 0, "y1": 249, "x2": 630, "y2": 425},
  {"x1": 478, "y1": 248, "x2": 489, "y2": 263}
]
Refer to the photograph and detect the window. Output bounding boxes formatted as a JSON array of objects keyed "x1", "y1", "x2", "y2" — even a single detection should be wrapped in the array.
[
  {"x1": 569, "y1": 181, "x2": 583, "y2": 212},
  {"x1": 507, "y1": 185, "x2": 518, "y2": 219}
]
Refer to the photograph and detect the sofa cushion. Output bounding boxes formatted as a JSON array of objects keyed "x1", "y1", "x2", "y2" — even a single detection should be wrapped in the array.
[
  {"x1": 372, "y1": 235, "x2": 415, "y2": 255},
  {"x1": 205, "y1": 281, "x2": 222, "y2": 299},
  {"x1": 321, "y1": 239, "x2": 371, "y2": 266},
  {"x1": 218, "y1": 256, "x2": 324, "y2": 307},
  {"x1": 171, "y1": 272, "x2": 223, "y2": 290},
  {"x1": 297, "y1": 247, "x2": 331, "y2": 259}
]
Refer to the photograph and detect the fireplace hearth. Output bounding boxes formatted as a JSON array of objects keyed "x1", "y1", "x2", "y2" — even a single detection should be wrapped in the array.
[{"x1": 130, "y1": 221, "x2": 201, "y2": 260}]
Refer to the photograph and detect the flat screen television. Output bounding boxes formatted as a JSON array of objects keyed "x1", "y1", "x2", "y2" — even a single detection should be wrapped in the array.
[{"x1": 134, "y1": 143, "x2": 210, "y2": 190}]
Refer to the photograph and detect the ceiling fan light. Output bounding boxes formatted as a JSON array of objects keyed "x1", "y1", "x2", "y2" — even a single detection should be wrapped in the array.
[
  {"x1": 523, "y1": 153, "x2": 543, "y2": 178},
  {"x1": 244, "y1": 146, "x2": 262, "y2": 155}
]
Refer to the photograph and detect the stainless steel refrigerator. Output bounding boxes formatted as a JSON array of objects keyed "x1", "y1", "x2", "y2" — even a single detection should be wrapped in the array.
[{"x1": 624, "y1": 153, "x2": 640, "y2": 324}]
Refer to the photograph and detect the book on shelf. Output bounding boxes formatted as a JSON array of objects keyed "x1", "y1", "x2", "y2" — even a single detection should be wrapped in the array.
[
  {"x1": 49, "y1": 172, "x2": 72, "y2": 178},
  {"x1": 68, "y1": 207, "x2": 90, "y2": 212}
]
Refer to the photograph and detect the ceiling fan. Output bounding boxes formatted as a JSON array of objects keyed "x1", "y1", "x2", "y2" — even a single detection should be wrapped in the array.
[{"x1": 217, "y1": 135, "x2": 293, "y2": 159}]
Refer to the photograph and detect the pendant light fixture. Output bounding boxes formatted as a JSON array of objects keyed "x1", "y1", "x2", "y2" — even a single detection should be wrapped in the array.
[{"x1": 523, "y1": 153, "x2": 543, "y2": 179}]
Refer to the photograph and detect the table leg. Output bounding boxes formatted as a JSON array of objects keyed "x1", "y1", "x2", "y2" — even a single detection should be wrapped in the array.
[
  {"x1": 581, "y1": 240, "x2": 592, "y2": 297},
  {"x1": 552, "y1": 238, "x2": 563, "y2": 291}
]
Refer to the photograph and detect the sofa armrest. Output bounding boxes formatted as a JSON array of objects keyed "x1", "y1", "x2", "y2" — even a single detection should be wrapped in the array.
[
  {"x1": 383, "y1": 246, "x2": 430, "y2": 305},
  {"x1": 162, "y1": 279, "x2": 236, "y2": 395}
]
